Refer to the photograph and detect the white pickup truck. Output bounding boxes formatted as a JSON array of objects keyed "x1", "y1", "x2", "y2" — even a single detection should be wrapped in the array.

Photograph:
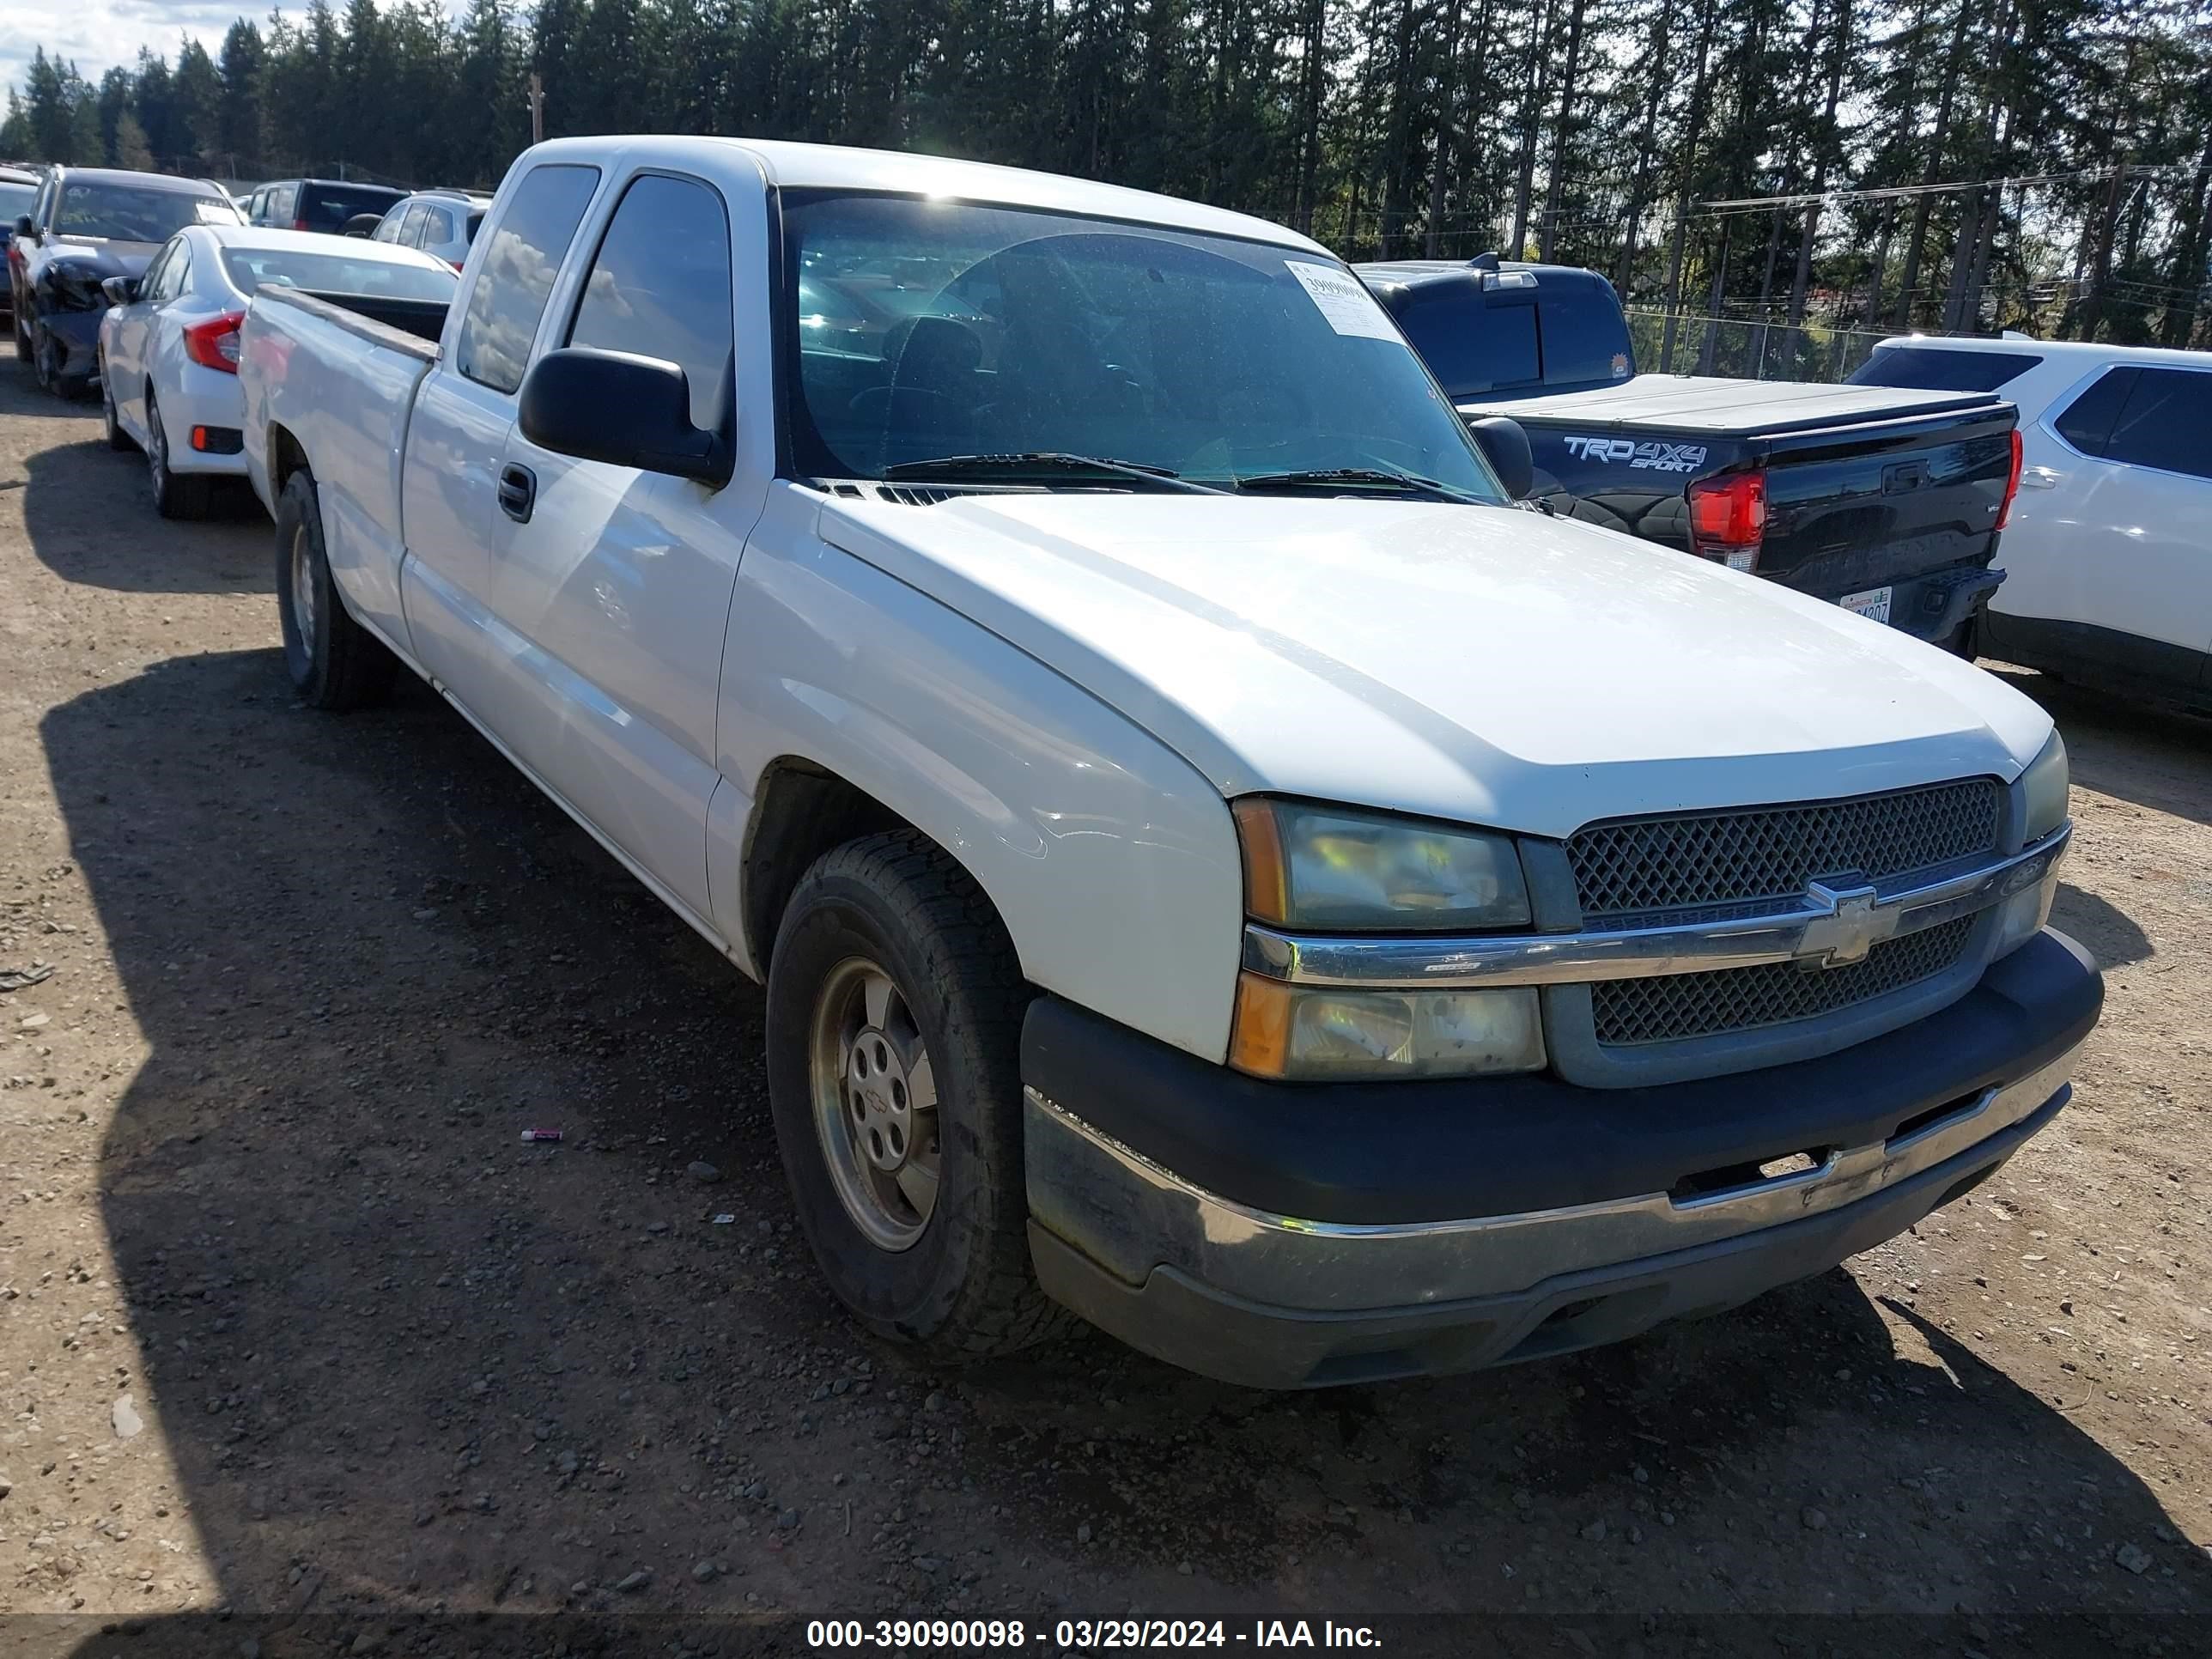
[{"x1": 238, "y1": 137, "x2": 2100, "y2": 1389}]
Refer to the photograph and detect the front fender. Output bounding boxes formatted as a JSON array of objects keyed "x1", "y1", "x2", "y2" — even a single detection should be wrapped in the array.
[{"x1": 714, "y1": 488, "x2": 1244, "y2": 1064}]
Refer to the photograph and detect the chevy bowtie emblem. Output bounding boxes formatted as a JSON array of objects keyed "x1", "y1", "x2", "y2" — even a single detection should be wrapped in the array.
[{"x1": 1798, "y1": 881, "x2": 1895, "y2": 969}]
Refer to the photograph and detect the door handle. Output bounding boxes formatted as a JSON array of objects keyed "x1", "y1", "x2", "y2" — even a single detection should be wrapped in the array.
[
  {"x1": 497, "y1": 462, "x2": 536, "y2": 523},
  {"x1": 2021, "y1": 465, "x2": 2063, "y2": 489}
]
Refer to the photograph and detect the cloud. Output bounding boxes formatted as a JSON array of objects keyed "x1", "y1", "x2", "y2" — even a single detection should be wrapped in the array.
[
  {"x1": 2, "y1": 1, "x2": 246, "y2": 97},
  {"x1": 0, "y1": 1, "x2": 457, "y2": 114}
]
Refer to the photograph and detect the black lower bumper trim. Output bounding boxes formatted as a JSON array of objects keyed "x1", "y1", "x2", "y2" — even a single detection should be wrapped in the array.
[
  {"x1": 1019, "y1": 928, "x2": 2100, "y2": 1225},
  {"x1": 1030, "y1": 1086, "x2": 2063, "y2": 1389}
]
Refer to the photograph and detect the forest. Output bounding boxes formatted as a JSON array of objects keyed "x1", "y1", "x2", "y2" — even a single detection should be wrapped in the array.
[{"x1": 4, "y1": 0, "x2": 2210, "y2": 369}]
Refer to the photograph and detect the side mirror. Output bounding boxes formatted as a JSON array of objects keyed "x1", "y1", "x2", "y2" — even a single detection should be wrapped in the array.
[
  {"x1": 12, "y1": 214, "x2": 36, "y2": 243},
  {"x1": 1468, "y1": 416, "x2": 1534, "y2": 501},
  {"x1": 100, "y1": 276, "x2": 139, "y2": 307},
  {"x1": 518, "y1": 347, "x2": 730, "y2": 487}
]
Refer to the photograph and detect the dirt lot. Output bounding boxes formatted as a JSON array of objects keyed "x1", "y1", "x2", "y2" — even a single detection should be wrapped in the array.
[{"x1": 2, "y1": 362, "x2": 2210, "y2": 1658}]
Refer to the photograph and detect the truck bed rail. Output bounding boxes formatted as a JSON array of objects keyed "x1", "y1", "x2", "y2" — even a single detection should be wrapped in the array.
[{"x1": 248, "y1": 285, "x2": 445, "y2": 360}]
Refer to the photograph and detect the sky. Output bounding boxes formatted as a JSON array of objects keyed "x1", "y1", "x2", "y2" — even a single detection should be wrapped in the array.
[{"x1": 3, "y1": 1, "x2": 255, "y2": 110}]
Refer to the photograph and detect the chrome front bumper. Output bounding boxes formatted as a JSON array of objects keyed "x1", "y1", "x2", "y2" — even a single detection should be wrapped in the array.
[{"x1": 1024, "y1": 1042, "x2": 2080, "y2": 1388}]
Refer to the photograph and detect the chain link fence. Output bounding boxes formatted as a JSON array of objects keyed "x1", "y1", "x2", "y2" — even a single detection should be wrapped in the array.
[{"x1": 1626, "y1": 308, "x2": 1896, "y2": 384}]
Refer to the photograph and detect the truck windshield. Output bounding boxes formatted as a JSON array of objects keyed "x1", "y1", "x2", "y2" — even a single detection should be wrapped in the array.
[{"x1": 780, "y1": 191, "x2": 1504, "y2": 498}]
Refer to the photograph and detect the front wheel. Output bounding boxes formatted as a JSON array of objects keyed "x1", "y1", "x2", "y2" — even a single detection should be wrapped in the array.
[
  {"x1": 275, "y1": 469, "x2": 396, "y2": 710},
  {"x1": 766, "y1": 831, "x2": 1069, "y2": 1361}
]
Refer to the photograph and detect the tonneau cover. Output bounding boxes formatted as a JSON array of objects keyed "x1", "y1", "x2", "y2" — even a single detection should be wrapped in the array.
[{"x1": 1457, "y1": 374, "x2": 2001, "y2": 438}]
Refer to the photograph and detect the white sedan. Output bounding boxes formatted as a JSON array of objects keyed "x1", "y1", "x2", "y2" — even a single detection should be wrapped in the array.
[{"x1": 98, "y1": 225, "x2": 457, "y2": 518}]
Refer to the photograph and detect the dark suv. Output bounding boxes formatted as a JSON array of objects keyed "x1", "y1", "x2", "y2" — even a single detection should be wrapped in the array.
[
  {"x1": 9, "y1": 165, "x2": 240, "y2": 397},
  {"x1": 248, "y1": 179, "x2": 405, "y2": 236}
]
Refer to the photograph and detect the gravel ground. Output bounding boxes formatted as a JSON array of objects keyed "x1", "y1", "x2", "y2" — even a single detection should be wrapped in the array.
[{"x1": 3, "y1": 363, "x2": 2211, "y2": 1657}]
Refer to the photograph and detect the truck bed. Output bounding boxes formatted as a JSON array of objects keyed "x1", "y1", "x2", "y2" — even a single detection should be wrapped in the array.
[{"x1": 238, "y1": 285, "x2": 448, "y2": 655}]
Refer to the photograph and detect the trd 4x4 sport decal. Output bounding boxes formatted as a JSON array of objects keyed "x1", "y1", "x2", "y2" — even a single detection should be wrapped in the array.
[{"x1": 1559, "y1": 436, "x2": 1710, "y2": 474}]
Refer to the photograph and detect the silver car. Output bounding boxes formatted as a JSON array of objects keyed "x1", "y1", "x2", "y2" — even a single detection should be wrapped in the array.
[{"x1": 367, "y1": 189, "x2": 490, "y2": 269}]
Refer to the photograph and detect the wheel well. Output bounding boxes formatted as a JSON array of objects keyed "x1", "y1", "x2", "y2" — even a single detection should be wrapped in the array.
[
  {"x1": 268, "y1": 423, "x2": 310, "y2": 494},
  {"x1": 741, "y1": 762, "x2": 911, "y2": 974}
]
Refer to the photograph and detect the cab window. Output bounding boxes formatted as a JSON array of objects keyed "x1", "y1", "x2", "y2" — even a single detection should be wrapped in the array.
[
  {"x1": 453, "y1": 164, "x2": 600, "y2": 395},
  {"x1": 564, "y1": 173, "x2": 733, "y2": 432}
]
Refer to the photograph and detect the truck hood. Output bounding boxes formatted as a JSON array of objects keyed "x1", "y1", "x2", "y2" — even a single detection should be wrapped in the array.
[
  {"x1": 817, "y1": 492, "x2": 2051, "y2": 837},
  {"x1": 1458, "y1": 374, "x2": 1999, "y2": 437}
]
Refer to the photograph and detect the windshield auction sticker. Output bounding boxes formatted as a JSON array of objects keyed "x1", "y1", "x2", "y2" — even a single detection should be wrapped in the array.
[{"x1": 1285, "y1": 260, "x2": 1399, "y2": 341}]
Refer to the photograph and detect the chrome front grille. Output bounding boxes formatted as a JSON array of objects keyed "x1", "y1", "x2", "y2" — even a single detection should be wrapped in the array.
[
  {"x1": 1590, "y1": 915, "x2": 1978, "y2": 1048},
  {"x1": 1567, "y1": 780, "x2": 2003, "y2": 923}
]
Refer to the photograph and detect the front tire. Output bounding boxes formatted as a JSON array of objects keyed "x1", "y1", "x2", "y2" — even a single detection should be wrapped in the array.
[
  {"x1": 766, "y1": 830, "x2": 1069, "y2": 1361},
  {"x1": 275, "y1": 469, "x2": 395, "y2": 710},
  {"x1": 144, "y1": 391, "x2": 211, "y2": 519},
  {"x1": 33, "y1": 321, "x2": 88, "y2": 400}
]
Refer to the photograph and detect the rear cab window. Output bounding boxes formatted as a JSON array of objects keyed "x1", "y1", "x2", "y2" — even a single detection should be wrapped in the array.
[
  {"x1": 1848, "y1": 346, "x2": 2041, "y2": 392},
  {"x1": 453, "y1": 164, "x2": 601, "y2": 394},
  {"x1": 1386, "y1": 271, "x2": 1634, "y2": 399},
  {"x1": 299, "y1": 186, "x2": 402, "y2": 233}
]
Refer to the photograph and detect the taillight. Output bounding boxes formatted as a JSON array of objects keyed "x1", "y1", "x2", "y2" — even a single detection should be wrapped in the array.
[
  {"x1": 183, "y1": 311, "x2": 246, "y2": 373},
  {"x1": 1996, "y1": 427, "x2": 2024, "y2": 530},
  {"x1": 294, "y1": 218, "x2": 310, "y2": 232},
  {"x1": 1687, "y1": 469, "x2": 1768, "y2": 572},
  {"x1": 448, "y1": 257, "x2": 464, "y2": 270}
]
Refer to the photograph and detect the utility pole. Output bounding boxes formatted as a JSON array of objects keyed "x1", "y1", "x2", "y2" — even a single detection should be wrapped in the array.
[{"x1": 529, "y1": 74, "x2": 544, "y2": 145}]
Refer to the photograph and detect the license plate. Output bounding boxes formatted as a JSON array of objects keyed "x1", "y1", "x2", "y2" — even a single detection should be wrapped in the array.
[{"x1": 1840, "y1": 586, "x2": 1893, "y2": 624}]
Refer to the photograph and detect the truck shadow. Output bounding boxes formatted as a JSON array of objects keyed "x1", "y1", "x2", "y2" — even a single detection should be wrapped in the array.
[
  {"x1": 9, "y1": 372, "x2": 267, "y2": 597},
  {"x1": 43, "y1": 649, "x2": 2211, "y2": 1649},
  {"x1": 2052, "y1": 882, "x2": 2154, "y2": 970}
]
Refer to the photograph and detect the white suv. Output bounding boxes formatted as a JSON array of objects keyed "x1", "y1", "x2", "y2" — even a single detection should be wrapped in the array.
[
  {"x1": 1853, "y1": 335, "x2": 2212, "y2": 708},
  {"x1": 368, "y1": 188, "x2": 490, "y2": 269}
]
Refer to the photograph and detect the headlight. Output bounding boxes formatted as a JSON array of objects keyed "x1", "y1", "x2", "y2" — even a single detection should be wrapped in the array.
[
  {"x1": 2021, "y1": 730, "x2": 2069, "y2": 842},
  {"x1": 1230, "y1": 975, "x2": 1546, "y2": 1080},
  {"x1": 1232, "y1": 799, "x2": 1530, "y2": 932},
  {"x1": 1228, "y1": 799, "x2": 1542, "y2": 1079},
  {"x1": 1994, "y1": 730, "x2": 2070, "y2": 958}
]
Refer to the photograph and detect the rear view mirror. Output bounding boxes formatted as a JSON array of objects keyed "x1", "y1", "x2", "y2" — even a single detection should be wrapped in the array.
[
  {"x1": 100, "y1": 276, "x2": 139, "y2": 307},
  {"x1": 12, "y1": 214, "x2": 35, "y2": 243},
  {"x1": 518, "y1": 347, "x2": 731, "y2": 487},
  {"x1": 1468, "y1": 416, "x2": 1534, "y2": 501}
]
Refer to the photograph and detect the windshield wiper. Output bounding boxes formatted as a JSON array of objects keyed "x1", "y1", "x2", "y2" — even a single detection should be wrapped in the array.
[
  {"x1": 1231, "y1": 466, "x2": 1481, "y2": 503},
  {"x1": 882, "y1": 452, "x2": 1229, "y2": 495}
]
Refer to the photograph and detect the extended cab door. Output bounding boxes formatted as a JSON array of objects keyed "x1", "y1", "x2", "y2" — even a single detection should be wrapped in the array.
[
  {"x1": 399, "y1": 159, "x2": 602, "y2": 700},
  {"x1": 485, "y1": 168, "x2": 752, "y2": 920}
]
